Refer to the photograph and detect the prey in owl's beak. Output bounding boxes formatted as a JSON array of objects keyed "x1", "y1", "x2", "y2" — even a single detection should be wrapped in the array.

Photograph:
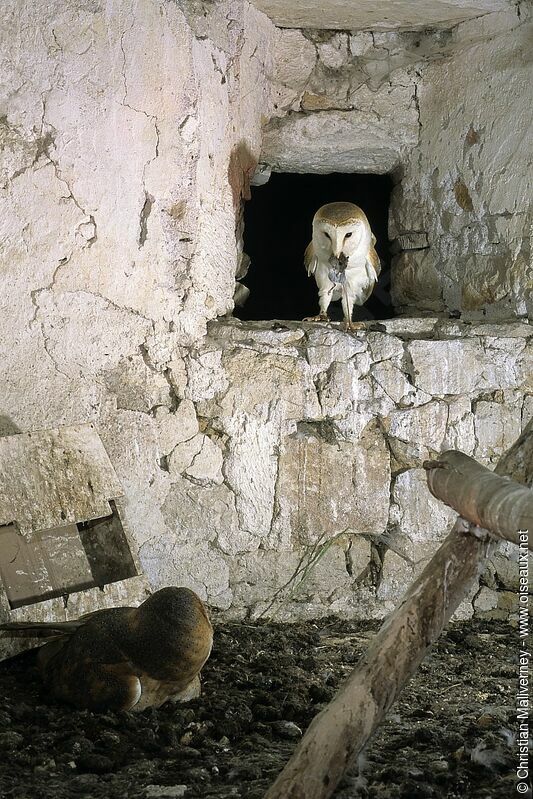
[
  {"x1": 327, "y1": 251, "x2": 349, "y2": 286},
  {"x1": 329, "y1": 252, "x2": 349, "y2": 270}
]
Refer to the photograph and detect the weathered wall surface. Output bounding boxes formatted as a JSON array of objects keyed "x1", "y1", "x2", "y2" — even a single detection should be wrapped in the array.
[
  {"x1": 249, "y1": 0, "x2": 514, "y2": 31},
  {"x1": 261, "y1": 7, "x2": 532, "y2": 321},
  {"x1": 391, "y1": 10, "x2": 533, "y2": 321},
  {"x1": 262, "y1": 27, "x2": 424, "y2": 172},
  {"x1": 0, "y1": 0, "x2": 276, "y2": 605},
  {"x1": 156, "y1": 318, "x2": 531, "y2": 621},
  {"x1": 1, "y1": 0, "x2": 530, "y2": 624},
  {"x1": 1, "y1": 0, "x2": 276, "y2": 358}
]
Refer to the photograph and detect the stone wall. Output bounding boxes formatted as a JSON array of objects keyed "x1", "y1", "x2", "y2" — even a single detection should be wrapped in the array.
[
  {"x1": 1, "y1": 0, "x2": 276, "y2": 375},
  {"x1": 391, "y1": 10, "x2": 533, "y2": 321},
  {"x1": 261, "y1": 6, "x2": 532, "y2": 321},
  {"x1": 262, "y1": 26, "x2": 423, "y2": 172},
  {"x1": 0, "y1": 0, "x2": 275, "y2": 606},
  {"x1": 1, "y1": 0, "x2": 531, "y2": 624},
  {"x1": 146, "y1": 317, "x2": 531, "y2": 621}
]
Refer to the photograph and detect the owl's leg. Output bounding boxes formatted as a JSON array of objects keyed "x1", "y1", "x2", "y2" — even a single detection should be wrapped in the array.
[
  {"x1": 303, "y1": 288, "x2": 331, "y2": 322},
  {"x1": 341, "y1": 293, "x2": 365, "y2": 332}
]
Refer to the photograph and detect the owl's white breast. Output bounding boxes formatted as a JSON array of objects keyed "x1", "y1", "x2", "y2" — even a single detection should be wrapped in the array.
[{"x1": 314, "y1": 255, "x2": 375, "y2": 305}]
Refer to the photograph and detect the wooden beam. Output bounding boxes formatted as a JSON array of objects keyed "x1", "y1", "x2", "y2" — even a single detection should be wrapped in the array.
[
  {"x1": 423, "y1": 450, "x2": 533, "y2": 550},
  {"x1": 263, "y1": 421, "x2": 532, "y2": 799}
]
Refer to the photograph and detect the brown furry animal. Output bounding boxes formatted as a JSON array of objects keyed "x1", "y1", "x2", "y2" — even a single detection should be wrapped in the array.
[{"x1": 0, "y1": 587, "x2": 213, "y2": 712}]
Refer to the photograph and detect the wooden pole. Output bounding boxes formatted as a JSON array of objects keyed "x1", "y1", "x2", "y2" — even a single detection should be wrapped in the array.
[
  {"x1": 263, "y1": 421, "x2": 532, "y2": 799},
  {"x1": 423, "y1": 451, "x2": 533, "y2": 549}
]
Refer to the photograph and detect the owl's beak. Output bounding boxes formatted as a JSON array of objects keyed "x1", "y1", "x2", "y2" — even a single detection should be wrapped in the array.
[{"x1": 332, "y1": 232, "x2": 344, "y2": 259}]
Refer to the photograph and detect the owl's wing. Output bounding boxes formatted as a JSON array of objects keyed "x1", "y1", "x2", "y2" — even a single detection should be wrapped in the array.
[
  {"x1": 367, "y1": 243, "x2": 381, "y2": 279},
  {"x1": 0, "y1": 619, "x2": 85, "y2": 635},
  {"x1": 304, "y1": 242, "x2": 318, "y2": 276}
]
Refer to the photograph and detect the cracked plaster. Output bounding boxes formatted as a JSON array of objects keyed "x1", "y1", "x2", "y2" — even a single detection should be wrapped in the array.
[
  {"x1": 0, "y1": 0, "x2": 277, "y2": 610},
  {"x1": 249, "y1": 1, "x2": 513, "y2": 31},
  {"x1": 1, "y1": 0, "x2": 531, "y2": 624}
]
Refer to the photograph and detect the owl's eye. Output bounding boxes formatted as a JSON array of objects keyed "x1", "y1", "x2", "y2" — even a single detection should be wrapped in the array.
[
  {"x1": 324, "y1": 232, "x2": 331, "y2": 240},
  {"x1": 345, "y1": 232, "x2": 353, "y2": 239}
]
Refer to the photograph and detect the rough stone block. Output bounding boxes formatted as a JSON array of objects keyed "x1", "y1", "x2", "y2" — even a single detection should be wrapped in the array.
[
  {"x1": 391, "y1": 469, "x2": 457, "y2": 544},
  {"x1": 376, "y1": 550, "x2": 413, "y2": 602},
  {"x1": 272, "y1": 422, "x2": 390, "y2": 546},
  {"x1": 473, "y1": 586, "x2": 499, "y2": 613},
  {"x1": 386, "y1": 401, "x2": 449, "y2": 456},
  {"x1": 366, "y1": 331, "x2": 404, "y2": 363},
  {"x1": 370, "y1": 360, "x2": 431, "y2": 407},
  {"x1": 206, "y1": 348, "x2": 320, "y2": 422},
  {"x1": 261, "y1": 110, "x2": 414, "y2": 173},
  {"x1": 270, "y1": 29, "x2": 317, "y2": 114},
  {"x1": 306, "y1": 328, "x2": 367, "y2": 374},
  {"x1": 224, "y1": 415, "x2": 279, "y2": 540},
  {"x1": 185, "y1": 350, "x2": 229, "y2": 403},
  {"x1": 168, "y1": 433, "x2": 223, "y2": 486},
  {"x1": 140, "y1": 537, "x2": 232, "y2": 610},
  {"x1": 229, "y1": 549, "x2": 302, "y2": 608},
  {"x1": 391, "y1": 250, "x2": 445, "y2": 313},
  {"x1": 155, "y1": 401, "x2": 199, "y2": 456},
  {"x1": 104, "y1": 356, "x2": 172, "y2": 413},
  {"x1": 168, "y1": 434, "x2": 204, "y2": 477},
  {"x1": 408, "y1": 339, "x2": 500, "y2": 395},
  {"x1": 317, "y1": 361, "x2": 357, "y2": 419},
  {"x1": 473, "y1": 401, "x2": 522, "y2": 461},
  {"x1": 442, "y1": 396, "x2": 475, "y2": 454}
]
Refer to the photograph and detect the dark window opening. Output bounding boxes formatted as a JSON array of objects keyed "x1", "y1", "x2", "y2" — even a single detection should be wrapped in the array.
[{"x1": 236, "y1": 172, "x2": 393, "y2": 323}]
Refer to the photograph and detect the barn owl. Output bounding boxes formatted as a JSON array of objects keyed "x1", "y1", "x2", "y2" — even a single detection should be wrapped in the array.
[
  {"x1": 303, "y1": 202, "x2": 380, "y2": 331},
  {"x1": 0, "y1": 587, "x2": 213, "y2": 711}
]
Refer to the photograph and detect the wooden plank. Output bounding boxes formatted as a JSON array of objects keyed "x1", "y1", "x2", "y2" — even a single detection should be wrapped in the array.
[
  {"x1": 0, "y1": 426, "x2": 149, "y2": 661},
  {"x1": 0, "y1": 424, "x2": 123, "y2": 536},
  {"x1": 0, "y1": 523, "x2": 96, "y2": 609}
]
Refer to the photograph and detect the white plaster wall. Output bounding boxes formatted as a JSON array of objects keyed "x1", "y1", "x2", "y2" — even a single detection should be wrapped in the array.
[
  {"x1": 1, "y1": 0, "x2": 530, "y2": 624},
  {"x1": 391, "y1": 8, "x2": 533, "y2": 320},
  {"x1": 0, "y1": 0, "x2": 277, "y2": 602}
]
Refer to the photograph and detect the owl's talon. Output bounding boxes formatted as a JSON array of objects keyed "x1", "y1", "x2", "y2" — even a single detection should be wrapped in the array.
[
  {"x1": 342, "y1": 320, "x2": 366, "y2": 332},
  {"x1": 303, "y1": 314, "x2": 329, "y2": 322}
]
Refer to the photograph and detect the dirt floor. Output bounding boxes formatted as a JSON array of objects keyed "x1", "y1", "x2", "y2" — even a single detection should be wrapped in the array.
[{"x1": 0, "y1": 616, "x2": 520, "y2": 799}]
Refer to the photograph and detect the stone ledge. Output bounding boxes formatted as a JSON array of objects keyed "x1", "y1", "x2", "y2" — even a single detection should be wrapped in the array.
[{"x1": 211, "y1": 316, "x2": 532, "y2": 341}]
